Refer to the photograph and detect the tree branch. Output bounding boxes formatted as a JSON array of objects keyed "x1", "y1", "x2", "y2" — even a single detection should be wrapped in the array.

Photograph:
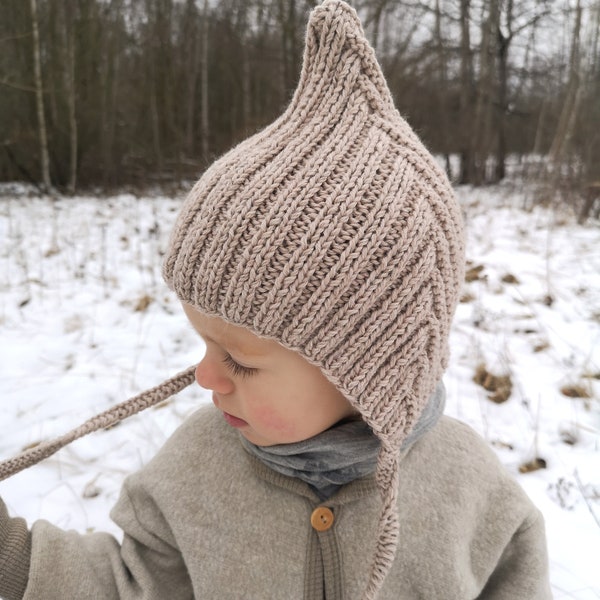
[
  {"x1": 0, "y1": 77, "x2": 37, "y2": 92},
  {"x1": 0, "y1": 31, "x2": 32, "y2": 44}
]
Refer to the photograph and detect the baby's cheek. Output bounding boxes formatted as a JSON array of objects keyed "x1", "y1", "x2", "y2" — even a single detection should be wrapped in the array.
[{"x1": 251, "y1": 405, "x2": 296, "y2": 437}]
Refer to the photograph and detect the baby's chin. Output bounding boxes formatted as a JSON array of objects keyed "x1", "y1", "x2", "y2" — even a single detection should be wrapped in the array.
[
  {"x1": 238, "y1": 427, "x2": 308, "y2": 447},
  {"x1": 240, "y1": 430, "x2": 284, "y2": 447}
]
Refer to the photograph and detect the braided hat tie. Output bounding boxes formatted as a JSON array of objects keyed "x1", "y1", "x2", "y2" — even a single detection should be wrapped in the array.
[{"x1": 0, "y1": 367, "x2": 196, "y2": 483}]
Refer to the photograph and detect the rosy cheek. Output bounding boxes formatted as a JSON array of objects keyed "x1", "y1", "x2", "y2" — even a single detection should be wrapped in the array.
[{"x1": 251, "y1": 405, "x2": 296, "y2": 437}]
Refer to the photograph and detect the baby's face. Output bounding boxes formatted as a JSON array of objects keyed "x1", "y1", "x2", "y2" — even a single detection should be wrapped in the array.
[{"x1": 183, "y1": 303, "x2": 356, "y2": 446}]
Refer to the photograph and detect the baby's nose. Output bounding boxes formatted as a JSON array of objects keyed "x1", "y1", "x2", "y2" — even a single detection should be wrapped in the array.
[{"x1": 195, "y1": 358, "x2": 234, "y2": 394}]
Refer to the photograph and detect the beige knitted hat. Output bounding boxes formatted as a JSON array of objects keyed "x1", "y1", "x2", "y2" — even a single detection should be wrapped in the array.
[{"x1": 164, "y1": 1, "x2": 464, "y2": 597}]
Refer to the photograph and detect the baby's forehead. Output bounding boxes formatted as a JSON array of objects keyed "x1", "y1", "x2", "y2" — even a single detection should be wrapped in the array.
[
  {"x1": 183, "y1": 304, "x2": 278, "y2": 357},
  {"x1": 214, "y1": 320, "x2": 274, "y2": 357}
]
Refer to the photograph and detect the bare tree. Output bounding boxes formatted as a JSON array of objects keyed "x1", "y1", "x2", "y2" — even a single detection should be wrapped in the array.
[
  {"x1": 97, "y1": 0, "x2": 124, "y2": 186},
  {"x1": 0, "y1": 0, "x2": 588, "y2": 192},
  {"x1": 433, "y1": 0, "x2": 451, "y2": 177},
  {"x1": 183, "y1": 0, "x2": 200, "y2": 157},
  {"x1": 29, "y1": 0, "x2": 51, "y2": 191},
  {"x1": 277, "y1": 0, "x2": 302, "y2": 98},
  {"x1": 365, "y1": 0, "x2": 389, "y2": 53},
  {"x1": 237, "y1": 1, "x2": 251, "y2": 133},
  {"x1": 458, "y1": 0, "x2": 474, "y2": 184},
  {"x1": 549, "y1": 0, "x2": 583, "y2": 168},
  {"x1": 201, "y1": 0, "x2": 210, "y2": 163},
  {"x1": 60, "y1": 0, "x2": 78, "y2": 193}
]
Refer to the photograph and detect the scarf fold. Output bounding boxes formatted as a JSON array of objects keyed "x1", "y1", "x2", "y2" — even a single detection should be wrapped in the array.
[{"x1": 241, "y1": 382, "x2": 446, "y2": 500}]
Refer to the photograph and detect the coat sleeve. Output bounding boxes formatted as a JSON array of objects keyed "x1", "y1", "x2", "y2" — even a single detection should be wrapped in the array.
[
  {"x1": 0, "y1": 497, "x2": 31, "y2": 600},
  {"x1": 477, "y1": 508, "x2": 552, "y2": 600},
  {"x1": 13, "y1": 479, "x2": 193, "y2": 600}
]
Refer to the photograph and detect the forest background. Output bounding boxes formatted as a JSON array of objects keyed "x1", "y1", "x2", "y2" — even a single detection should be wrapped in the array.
[
  {"x1": 1, "y1": 1, "x2": 600, "y2": 596},
  {"x1": 1, "y1": 0, "x2": 600, "y2": 221}
]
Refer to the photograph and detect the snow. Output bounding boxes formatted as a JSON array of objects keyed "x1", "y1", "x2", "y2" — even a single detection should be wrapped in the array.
[{"x1": 0, "y1": 183, "x2": 598, "y2": 597}]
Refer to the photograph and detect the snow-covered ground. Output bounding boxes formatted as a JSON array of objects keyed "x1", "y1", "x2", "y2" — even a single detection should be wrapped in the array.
[{"x1": 0, "y1": 183, "x2": 598, "y2": 598}]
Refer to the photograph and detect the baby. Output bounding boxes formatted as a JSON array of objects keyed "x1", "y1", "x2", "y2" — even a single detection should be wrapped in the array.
[{"x1": 0, "y1": 1, "x2": 550, "y2": 599}]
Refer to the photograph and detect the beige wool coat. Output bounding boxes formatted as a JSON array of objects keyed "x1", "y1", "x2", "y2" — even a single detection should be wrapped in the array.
[{"x1": 1, "y1": 405, "x2": 551, "y2": 599}]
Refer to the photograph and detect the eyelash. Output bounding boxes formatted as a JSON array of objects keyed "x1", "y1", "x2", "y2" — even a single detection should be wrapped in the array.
[{"x1": 222, "y1": 353, "x2": 258, "y2": 378}]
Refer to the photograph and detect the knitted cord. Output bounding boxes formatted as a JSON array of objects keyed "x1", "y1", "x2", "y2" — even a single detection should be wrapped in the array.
[
  {"x1": 364, "y1": 446, "x2": 402, "y2": 599},
  {"x1": 0, "y1": 366, "x2": 196, "y2": 483}
]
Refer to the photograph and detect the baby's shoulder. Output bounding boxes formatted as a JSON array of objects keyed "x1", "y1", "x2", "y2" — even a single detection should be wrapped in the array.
[
  {"x1": 406, "y1": 416, "x2": 525, "y2": 496},
  {"x1": 418, "y1": 415, "x2": 502, "y2": 461},
  {"x1": 433, "y1": 414, "x2": 492, "y2": 444},
  {"x1": 398, "y1": 416, "x2": 539, "y2": 536}
]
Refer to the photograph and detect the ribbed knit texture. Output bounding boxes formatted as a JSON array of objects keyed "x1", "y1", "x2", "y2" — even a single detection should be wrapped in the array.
[
  {"x1": 0, "y1": 498, "x2": 31, "y2": 600},
  {"x1": 163, "y1": 1, "x2": 465, "y2": 598}
]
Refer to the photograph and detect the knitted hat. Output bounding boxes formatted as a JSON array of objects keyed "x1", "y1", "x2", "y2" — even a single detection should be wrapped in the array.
[{"x1": 164, "y1": 1, "x2": 465, "y2": 597}]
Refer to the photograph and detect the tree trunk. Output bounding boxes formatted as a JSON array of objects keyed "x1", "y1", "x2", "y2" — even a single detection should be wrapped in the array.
[
  {"x1": 238, "y1": 3, "x2": 251, "y2": 134},
  {"x1": 549, "y1": 0, "x2": 582, "y2": 164},
  {"x1": 495, "y1": 31, "x2": 508, "y2": 182},
  {"x1": 471, "y1": 0, "x2": 500, "y2": 185},
  {"x1": 433, "y1": 0, "x2": 451, "y2": 178},
  {"x1": 100, "y1": 1, "x2": 122, "y2": 186},
  {"x1": 62, "y1": 0, "x2": 77, "y2": 194},
  {"x1": 494, "y1": 0, "x2": 513, "y2": 182},
  {"x1": 30, "y1": 0, "x2": 51, "y2": 191},
  {"x1": 184, "y1": 0, "x2": 199, "y2": 157},
  {"x1": 369, "y1": 0, "x2": 387, "y2": 53},
  {"x1": 278, "y1": 0, "x2": 298, "y2": 97},
  {"x1": 150, "y1": 73, "x2": 163, "y2": 173},
  {"x1": 458, "y1": 0, "x2": 474, "y2": 184},
  {"x1": 201, "y1": 0, "x2": 210, "y2": 163}
]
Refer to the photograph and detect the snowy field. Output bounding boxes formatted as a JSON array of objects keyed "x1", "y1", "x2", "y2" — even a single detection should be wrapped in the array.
[{"x1": 0, "y1": 183, "x2": 598, "y2": 598}]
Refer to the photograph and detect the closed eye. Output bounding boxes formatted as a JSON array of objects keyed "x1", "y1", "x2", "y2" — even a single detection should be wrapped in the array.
[{"x1": 222, "y1": 353, "x2": 258, "y2": 378}]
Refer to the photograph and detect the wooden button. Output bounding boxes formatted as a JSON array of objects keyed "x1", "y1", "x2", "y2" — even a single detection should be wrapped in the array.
[{"x1": 311, "y1": 506, "x2": 334, "y2": 532}]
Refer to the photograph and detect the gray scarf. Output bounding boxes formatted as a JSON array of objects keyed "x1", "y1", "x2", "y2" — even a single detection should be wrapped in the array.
[{"x1": 241, "y1": 383, "x2": 445, "y2": 500}]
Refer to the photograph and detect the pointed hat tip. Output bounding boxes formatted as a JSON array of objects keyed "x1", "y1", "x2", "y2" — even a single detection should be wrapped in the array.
[
  {"x1": 319, "y1": 0, "x2": 355, "y2": 10},
  {"x1": 306, "y1": 0, "x2": 367, "y2": 54},
  {"x1": 299, "y1": 0, "x2": 394, "y2": 114},
  {"x1": 315, "y1": 0, "x2": 361, "y2": 22},
  {"x1": 310, "y1": 0, "x2": 362, "y2": 30}
]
